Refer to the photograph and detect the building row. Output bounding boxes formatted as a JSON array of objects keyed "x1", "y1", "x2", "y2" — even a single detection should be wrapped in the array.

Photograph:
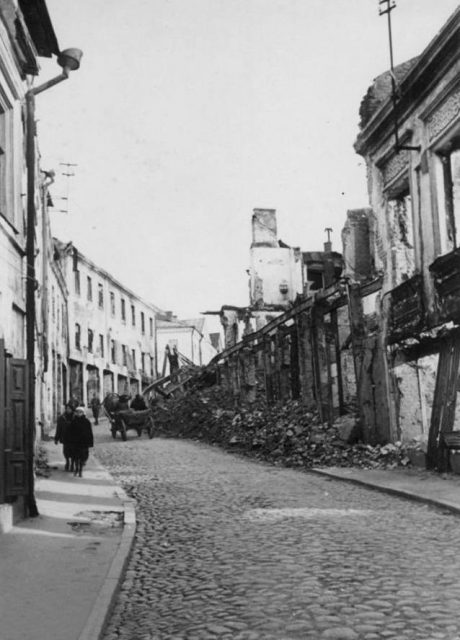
[{"x1": 0, "y1": 0, "x2": 218, "y2": 528}]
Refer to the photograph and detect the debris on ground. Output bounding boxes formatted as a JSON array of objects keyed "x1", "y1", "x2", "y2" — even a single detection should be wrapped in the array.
[{"x1": 154, "y1": 386, "x2": 410, "y2": 470}]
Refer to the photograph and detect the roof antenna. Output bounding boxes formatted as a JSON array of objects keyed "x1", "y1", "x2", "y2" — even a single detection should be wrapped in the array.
[{"x1": 379, "y1": 0, "x2": 420, "y2": 153}]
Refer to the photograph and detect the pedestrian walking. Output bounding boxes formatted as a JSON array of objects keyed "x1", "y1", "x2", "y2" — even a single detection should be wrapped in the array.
[
  {"x1": 67, "y1": 406, "x2": 94, "y2": 478},
  {"x1": 90, "y1": 393, "x2": 101, "y2": 425},
  {"x1": 54, "y1": 404, "x2": 74, "y2": 471}
]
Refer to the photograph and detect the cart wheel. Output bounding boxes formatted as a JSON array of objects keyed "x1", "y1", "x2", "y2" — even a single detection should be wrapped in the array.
[
  {"x1": 147, "y1": 417, "x2": 155, "y2": 439},
  {"x1": 111, "y1": 428, "x2": 117, "y2": 439},
  {"x1": 121, "y1": 422, "x2": 127, "y2": 441}
]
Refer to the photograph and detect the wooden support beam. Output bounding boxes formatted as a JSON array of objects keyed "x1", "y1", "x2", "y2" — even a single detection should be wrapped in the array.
[{"x1": 427, "y1": 334, "x2": 460, "y2": 471}]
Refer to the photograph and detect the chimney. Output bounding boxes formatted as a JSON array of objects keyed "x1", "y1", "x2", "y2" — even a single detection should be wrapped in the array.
[
  {"x1": 341, "y1": 208, "x2": 373, "y2": 282},
  {"x1": 323, "y1": 227, "x2": 335, "y2": 286},
  {"x1": 251, "y1": 208, "x2": 278, "y2": 247}
]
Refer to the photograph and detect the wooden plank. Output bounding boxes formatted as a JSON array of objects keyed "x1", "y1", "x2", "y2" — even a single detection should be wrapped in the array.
[
  {"x1": 437, "y1": 334, "x2": 460, "y2": 471},
  {"x1": 427, "y1": 339, "x2": 452, "y2": 469}
]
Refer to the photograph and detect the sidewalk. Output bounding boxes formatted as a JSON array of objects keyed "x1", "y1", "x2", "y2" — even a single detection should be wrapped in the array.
[
  {"x1": 313, "y1": 465, "x2": 460, "y2": 514},
  {"x1": 0, "y1": 439, "x2": 136, "y2": 640}
]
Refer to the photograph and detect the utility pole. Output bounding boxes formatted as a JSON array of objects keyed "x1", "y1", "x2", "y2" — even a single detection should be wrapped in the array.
[
  {"x1": 59, "y1": 162, "x2": 78, "y2": 214},
  {"x1": 378, "y1": 0, "x2": 420, "y2": 153}
]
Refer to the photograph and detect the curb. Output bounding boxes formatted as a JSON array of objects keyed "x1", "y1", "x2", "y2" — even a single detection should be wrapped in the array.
[
  {"x1": 77, "y1": 479, "x2": 137, "y2": 640},
  {"x1": 311, "y1": 468, "x2": 460, "y2": 516}
]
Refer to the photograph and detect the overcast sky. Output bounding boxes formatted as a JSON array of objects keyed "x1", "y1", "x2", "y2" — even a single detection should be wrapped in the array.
[{"x1": 36, "y1": 0, "x2": 459, "y2": 318}]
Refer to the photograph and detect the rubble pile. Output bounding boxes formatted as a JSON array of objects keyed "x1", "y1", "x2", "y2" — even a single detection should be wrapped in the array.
[{"x1": 154, "y1": 386, "x2": 410, "y2": 470}]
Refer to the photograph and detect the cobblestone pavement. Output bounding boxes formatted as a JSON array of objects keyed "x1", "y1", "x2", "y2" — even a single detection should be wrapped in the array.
[{"x1": 96, "y1": 429, "x2": 460, "y2": 640}]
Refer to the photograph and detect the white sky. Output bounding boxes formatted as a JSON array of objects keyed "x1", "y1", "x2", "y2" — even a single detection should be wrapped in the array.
[{"x1": 36, "y1": 0, "x2": 460, "y2": 318}]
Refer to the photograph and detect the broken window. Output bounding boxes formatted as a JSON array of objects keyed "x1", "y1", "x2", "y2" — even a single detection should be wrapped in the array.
[
  {"x1": 441, "y1": 147, "x2": 460, "y2": 249},
  {"x1": 386, "y1": 190, "x2": 415, "y2": 285}
]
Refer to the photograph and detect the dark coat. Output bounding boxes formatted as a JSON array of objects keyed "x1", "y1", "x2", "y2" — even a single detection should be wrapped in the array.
[
  {"x1": 131, "y1": 395, "x2": 147, "y2": 411},
  {"x1": 67, "y1": 415, "x2": 94, "y2": 449},
  {"x1": 55, "y1": 414, "x2": 73, "y2": 445}
]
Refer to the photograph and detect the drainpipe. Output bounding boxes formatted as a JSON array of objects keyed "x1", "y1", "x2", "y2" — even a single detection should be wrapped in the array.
[{"x1": 25, "y1": 49, "x2": 83, "y2": 518}]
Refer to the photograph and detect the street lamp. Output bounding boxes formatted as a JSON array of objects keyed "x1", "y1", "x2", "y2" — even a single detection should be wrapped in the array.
[{"x1": 25, "y1": 49, "x2": 83, "y2": 517}]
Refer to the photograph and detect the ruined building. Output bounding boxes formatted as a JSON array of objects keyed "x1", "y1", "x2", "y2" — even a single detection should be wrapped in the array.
[
  {"x1": 354, "y1": 5, "x2": 460, "y2": 467},
  {"x1": 210, "y1": 7, "x2": 460, "y2": 472}
]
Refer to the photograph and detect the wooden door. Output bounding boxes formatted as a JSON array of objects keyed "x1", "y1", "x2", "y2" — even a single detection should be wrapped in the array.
[{"x1": 4, "y1": 357, "x2": 29, "y2": 498}]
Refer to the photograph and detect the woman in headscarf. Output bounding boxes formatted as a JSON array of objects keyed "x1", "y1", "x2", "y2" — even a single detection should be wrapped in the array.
[{"x1": 67, "y1": 406, "x2": 94, "y2": 477}]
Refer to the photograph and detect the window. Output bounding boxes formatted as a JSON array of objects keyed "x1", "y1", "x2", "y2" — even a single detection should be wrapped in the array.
[
  {"x1": 131, "y1": 304, "x2": 136, "y2": 326},
  {"x1": 99, "y1": 334, "x2": 104, "y2": 357},
  {"x1": 121, "y1": 298, "x2": 126, "y2": 322},
  {"x1": 141, "y1": 312, "x2": 145, "y2": 334},
  {"x1": 440, "y1": 147, "x2": 460, "y2": 249},
  {"x1": 141, "y1": 352, "x2": 145, "y2": 372},
  {"x1": 75, "y1": 323, "x2": 81, "y2": 350},
  {"x1": 150, "y1": 356, "x2": 154, "y2": 377},
  {"x1": 149, "y1": 317, "x2": 153, "y2": 337},
  {"x1": 132, "y1": 349, "x2": 136, "y2": 370},
  {"x1": 122, "y1": 344, "x2": 127, "y2": 367},
  {"x1": 74, "y1": 270, "x2": 80, "y2": 295},
  {"x1": 386, "y1": 189, "x2": 415, "y2": 285},
  {"x1": 110, "y1": 291, "x2": 115, "y2": 316},
  {"x1": 111, "y1": 340, "x2": 116, "y2": 364},
  {"x1": 98, "y1": 283, "x2": 104, "y2": 309},
  {"x1": 87, "y1": 276, "x2": 92, "y2": 301},
  {"x1": 87, "y1": 328, "x2": 94, "y2": 353}
]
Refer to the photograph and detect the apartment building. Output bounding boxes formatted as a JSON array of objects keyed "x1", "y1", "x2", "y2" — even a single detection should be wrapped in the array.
[{"x1": 54, "y1": 242, "x2": 160, "y2": 407}]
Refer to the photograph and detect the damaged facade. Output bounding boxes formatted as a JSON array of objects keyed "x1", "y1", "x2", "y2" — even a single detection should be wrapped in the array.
[
  {"x1": 355, "y1": 5, "x2": 460, "y2": 469},
  {"x1": 211, "y1": 7, "x2": 460, "y2": 471}
]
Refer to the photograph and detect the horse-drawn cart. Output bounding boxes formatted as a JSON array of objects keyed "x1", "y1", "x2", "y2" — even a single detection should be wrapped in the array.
[{"x1": 103, "y1": 393, "x2": 155, "y2": 441}]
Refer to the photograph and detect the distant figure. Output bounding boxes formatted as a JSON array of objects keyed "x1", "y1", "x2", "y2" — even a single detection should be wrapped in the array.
[
  {"x1": 67, "y1": 406, "x2": 94, "y2": 478},
  {"x1": 118, "y1": 394, "x2": 131, "y2": 411},
  {"x1": 90, "y1": 393, "x2": 101, "y2": 425},
  {"x1": 166, "y1": 345, "x2": 180, "y2": 383},
  {"x1": 131, "y1": 394, "x2": 147, "y2": 411},
  {"x1": 54, "y1": 404, "x2": 74, "y2": 471}
]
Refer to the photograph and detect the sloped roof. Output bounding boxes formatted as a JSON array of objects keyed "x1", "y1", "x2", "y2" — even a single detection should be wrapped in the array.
[
  {"x1": 157, "y1": 317, "x2": 206, "y2": 334},
  {"x1": 358, "y1": 57, "x2": 420, "y2": 129}
]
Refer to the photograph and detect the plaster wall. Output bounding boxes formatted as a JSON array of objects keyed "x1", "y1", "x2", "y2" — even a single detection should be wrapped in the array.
[
  {"x1": 393, "y1": 354, "x2": 438, "y2": 443},
  {"x1": 250, "y1": 246, "x2": 303, "y2": 307},
  {"x1": 63, "y1": 252, "x2": 157, "y2": 404}
]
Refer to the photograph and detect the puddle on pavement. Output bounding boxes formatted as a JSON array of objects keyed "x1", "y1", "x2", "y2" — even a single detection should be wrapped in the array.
[
  {"x1": 67, "y1": 510, "x2": 123, "y2": 535},
  {"x1": 243, "y1": 507, "x2": 373, "y2": 522}
]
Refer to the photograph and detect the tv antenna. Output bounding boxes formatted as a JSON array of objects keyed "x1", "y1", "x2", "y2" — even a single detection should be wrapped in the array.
[
  {"x1": 58, "y1": 162, "x2": 78, "y2": 214},
  {"x1": 378, "y1": 0, "x2": 420, "y2": 153}
]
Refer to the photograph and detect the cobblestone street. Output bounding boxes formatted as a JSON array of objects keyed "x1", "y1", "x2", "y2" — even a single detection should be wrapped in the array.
[{"x1": 96, "y1": 426, "x2": 460, "y2": 640}]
